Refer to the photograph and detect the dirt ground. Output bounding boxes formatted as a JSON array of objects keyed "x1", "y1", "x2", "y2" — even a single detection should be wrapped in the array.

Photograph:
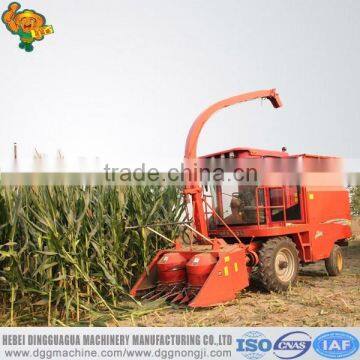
[{"x1": 118, "y1": 240, "x2": 360, "y2": 327}]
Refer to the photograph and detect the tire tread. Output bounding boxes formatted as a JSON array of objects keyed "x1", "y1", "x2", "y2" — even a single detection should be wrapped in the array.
[{"x1": 325, "y1": 244, "x2": 342, "y2": 276}]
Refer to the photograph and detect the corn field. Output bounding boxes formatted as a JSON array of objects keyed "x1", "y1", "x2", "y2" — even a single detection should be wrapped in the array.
[{"x1": 0, "y1": 185, "x2": 185, "y2": 326}]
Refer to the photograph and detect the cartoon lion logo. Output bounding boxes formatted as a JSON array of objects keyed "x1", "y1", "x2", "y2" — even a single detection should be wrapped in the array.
[{"x1": 2, "y1": 2, "x2": 53, "y2": 52}]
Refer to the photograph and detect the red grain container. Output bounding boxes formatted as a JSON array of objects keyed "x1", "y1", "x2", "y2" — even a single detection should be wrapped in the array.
[
  {"x1": 186, "y1": 253, "x2": 217, "y2": 287},
  {"x1": 157, "y1": 253, "x2": 187, "y2": 284}
]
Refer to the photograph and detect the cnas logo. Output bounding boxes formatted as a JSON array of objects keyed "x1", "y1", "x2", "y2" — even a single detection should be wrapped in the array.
[
  {"x1": 236, "y1": 331, "x2": 272, "y2": 359},
  {"x1": 273, "y1": 331, "x2": 312, "y2": 359},
  {"x1": 313, "y1": 331, "x2": 359, "y2": 359}
]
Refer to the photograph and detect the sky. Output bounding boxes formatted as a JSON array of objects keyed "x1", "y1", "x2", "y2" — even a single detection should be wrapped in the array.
[{"x1": 1, "y1": 0, "x2": 360, "y2": 171}]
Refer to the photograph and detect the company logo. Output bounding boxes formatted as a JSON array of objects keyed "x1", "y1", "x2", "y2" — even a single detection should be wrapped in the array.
[
  {"x1": 313, "y1": 331, "x2": 359, "y2": 359},
  {"x1": 273, "y1": 331, "x2": 312, "y2": 359},
  {"x1": 2, "y1": 2, "x2": 54, "y2": 52},
  {"x1": 236, "y1": 331, "x2": 272, "y2": 359}
]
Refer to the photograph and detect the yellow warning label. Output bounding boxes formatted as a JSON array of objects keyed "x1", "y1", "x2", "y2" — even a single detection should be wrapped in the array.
[
  {"x1": 224, "y1": 266, "x2": 229, "y2": 277},
  {"x1": 234, "y1": 262, "x2": 238, "y2": 272},
  {"x1": 224, "y1": 256, "x2": 230, "y2": 263},
  {"x1": 309, "y1": 193, "x2": 314, "y2": 200}
]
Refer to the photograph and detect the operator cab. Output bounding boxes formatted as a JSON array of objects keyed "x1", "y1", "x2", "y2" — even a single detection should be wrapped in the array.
[
  {"x1": 200, "y1": 148, "x2": 305, "y2": 237},
  {"x1": 207, "y1": 184, "x2": 303, "y2": 227}
]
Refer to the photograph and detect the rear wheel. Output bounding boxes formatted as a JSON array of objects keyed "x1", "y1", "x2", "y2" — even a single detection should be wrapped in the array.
[
  {"x1": 258, "y1": 237, "x2": 299, "y2": 292},
  {"x1": 325, "y1": 244, "x2": 343, "y2": 276}
]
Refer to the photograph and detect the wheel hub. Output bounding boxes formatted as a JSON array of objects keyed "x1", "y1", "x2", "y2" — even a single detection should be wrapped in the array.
[{"x1": 275, "y1": 248, "x2": 295, "y2": 282}]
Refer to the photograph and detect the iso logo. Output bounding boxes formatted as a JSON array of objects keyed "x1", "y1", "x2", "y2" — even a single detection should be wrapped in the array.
[{"x1": 236, "y1": 331, "x2": 272, "y2": 359}]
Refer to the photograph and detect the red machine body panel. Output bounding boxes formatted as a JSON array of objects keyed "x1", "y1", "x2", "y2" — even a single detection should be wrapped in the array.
[{"x1": 304, "y1": 187, "x2": 351, "y2": 260}]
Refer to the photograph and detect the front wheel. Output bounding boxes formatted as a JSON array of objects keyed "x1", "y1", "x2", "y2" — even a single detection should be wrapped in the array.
[
  {"x1": 325, "y1": 244, "x2": 343, "y2": 276},
  {"x1": 258, "y1": 237, "x2": 299, "y2": 292}
]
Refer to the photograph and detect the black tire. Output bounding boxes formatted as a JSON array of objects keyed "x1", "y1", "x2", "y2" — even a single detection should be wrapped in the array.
[
  {"x1": 325, "y1": 244, "x2": 343, "y2": 276},
  {"x1": 258, "y1": 236, "x2": 299, "y2": 292}
]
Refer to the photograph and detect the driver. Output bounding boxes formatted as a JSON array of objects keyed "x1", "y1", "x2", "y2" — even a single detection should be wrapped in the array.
[{"x1": 224, "y1": 197, "x2": 244, "y2": 225}]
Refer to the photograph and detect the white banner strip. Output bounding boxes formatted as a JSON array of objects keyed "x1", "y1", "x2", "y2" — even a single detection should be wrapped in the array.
[{"x1": 0, "y1": 327, "x2": 358, "y2": 359}]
